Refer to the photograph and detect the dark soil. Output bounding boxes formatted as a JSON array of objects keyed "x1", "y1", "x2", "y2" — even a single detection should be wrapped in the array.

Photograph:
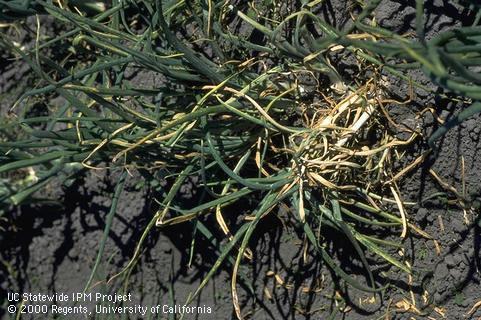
[{"x1": 1, "y1": 1, "x2": 481, "y2": 320}]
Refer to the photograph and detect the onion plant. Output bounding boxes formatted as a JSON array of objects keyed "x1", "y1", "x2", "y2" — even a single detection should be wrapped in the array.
[{"x1": 1, "y1": 0, "x2": 479, "y2": 317}]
